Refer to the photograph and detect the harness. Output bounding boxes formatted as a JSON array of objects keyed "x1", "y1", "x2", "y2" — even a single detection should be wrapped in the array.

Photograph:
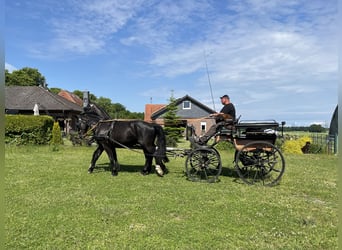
[{"x1": 82, "y1": 119, "x2": 166, "y2": 158}]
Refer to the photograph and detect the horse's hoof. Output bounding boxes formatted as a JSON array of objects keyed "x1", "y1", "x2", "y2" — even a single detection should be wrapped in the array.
[
  {"x1": 111, "y1": 171, "x2": 118, "y2": 176},
  {"x1": 140, "y1": 170, "x2": 150, "y2": 176},
  {"x1": 88, "y1": 169, "x2": 93, "y2": 174},
  {"x1": 155, "y1": 165, "x2": 164, "y2": 177}
]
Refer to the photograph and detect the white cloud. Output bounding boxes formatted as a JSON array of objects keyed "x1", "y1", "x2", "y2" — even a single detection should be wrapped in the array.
[
  {"x1": 24, "y1": 0, "x2": 146, "y2": 58},
  {"x1": 5, "y1": 63, "x2": 17, "y2": 72}
]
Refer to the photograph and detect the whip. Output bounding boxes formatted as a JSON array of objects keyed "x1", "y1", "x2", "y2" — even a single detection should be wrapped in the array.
[{"x1": 204, "y1": 50, "x2": 216, "y2": 111}]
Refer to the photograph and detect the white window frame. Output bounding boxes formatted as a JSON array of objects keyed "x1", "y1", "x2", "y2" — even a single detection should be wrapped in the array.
[
  {"x1": 183, "y1": 100, "x2": 191, "y2": 109},
  {"x1": 200, "y1": 122, "x2": 207, "y2": 133}
]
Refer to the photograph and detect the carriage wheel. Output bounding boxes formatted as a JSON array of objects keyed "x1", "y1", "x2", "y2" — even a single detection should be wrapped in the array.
[
  {"x1": 185, "y1": 148, "x2": 222, "y2": 183},
  {"x1": 235, "y1": 141, "x2": 285, "y2": 186}
]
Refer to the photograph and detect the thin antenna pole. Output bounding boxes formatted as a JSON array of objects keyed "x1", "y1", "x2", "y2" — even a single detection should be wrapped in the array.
[{"x1": 204, "y1": 50, "x2": 216, "y2": 111}]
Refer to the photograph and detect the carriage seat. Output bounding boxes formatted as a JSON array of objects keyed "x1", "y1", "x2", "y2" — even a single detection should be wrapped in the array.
[{"x1": 215, "y1": 119, "x2": 237, "y2": 142}]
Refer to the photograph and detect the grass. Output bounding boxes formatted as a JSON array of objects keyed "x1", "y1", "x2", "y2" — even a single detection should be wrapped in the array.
[{"x1": 5, "y1": 140, "x2": 337, "y2": 249}]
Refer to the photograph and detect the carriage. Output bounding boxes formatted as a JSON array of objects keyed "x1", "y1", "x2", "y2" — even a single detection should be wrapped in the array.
[
  {"x1": 168, "y1": 118, "x2": 286, "y2": 186},
  {"x1": 77, "y1": 103, "x2": 285, "y2": 186}
]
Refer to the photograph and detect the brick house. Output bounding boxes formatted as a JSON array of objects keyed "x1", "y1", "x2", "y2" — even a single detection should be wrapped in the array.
[{"x1": 144, "y1": 95, "x2": 216, "y2": 135}]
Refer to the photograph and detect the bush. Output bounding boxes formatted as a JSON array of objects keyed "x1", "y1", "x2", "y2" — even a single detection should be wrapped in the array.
[
  {"x1": 307, "y1": 143, "x2": 324, "y2": 154},
  {"x1": 5, "y1": 115, "x2": 54, "y2": 145},
  {"x1": 215, "y1": 140, "x2": 235, "y2": 151},
  {"x1": 50, "y1": 122, "x2": 63, "y2": 151},
  {"x1": 282, "y1": 136, "x2": 312, "y2": 154}
]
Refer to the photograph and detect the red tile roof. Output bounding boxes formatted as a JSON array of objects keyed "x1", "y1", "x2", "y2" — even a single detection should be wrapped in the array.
[
  {"x1": 144, "y1": 104, "x2": 166, "y2": 122},
  {"x1": 58, "y1": 90, "x2": 83, "y2": 106}
]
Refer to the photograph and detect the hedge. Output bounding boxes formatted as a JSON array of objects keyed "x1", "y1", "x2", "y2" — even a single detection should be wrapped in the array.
[{"x1": 5, "y1": 115, "x2": 54, "y2": 145}]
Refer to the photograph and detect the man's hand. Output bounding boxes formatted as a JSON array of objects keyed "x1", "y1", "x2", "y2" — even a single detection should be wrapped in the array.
[{"x1": 209, "y1": 113, "x2": 219, "y2": 117}]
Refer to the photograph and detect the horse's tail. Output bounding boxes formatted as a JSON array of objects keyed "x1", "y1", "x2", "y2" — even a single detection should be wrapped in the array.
[{"x1": 154, "y1": 125, "x2": 169, "y2": 163}]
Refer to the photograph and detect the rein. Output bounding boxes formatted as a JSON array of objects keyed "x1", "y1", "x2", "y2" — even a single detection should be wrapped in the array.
[{"x1": 82, "y1": 122, "x2": 100, "y2": 139}]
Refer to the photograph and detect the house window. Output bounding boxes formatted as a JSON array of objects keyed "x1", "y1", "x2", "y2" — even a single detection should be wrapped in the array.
[
  {"x1": 183, "y1": 101, "x2": 191, "y2": 109},
  {"x1": 201, "y1": 122, "x2": 207, "y2": 133}
]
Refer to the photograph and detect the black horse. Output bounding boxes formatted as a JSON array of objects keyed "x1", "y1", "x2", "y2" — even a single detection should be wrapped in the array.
[{"x1": 77, "y1": 103, "x2": 169, "y2": 176}]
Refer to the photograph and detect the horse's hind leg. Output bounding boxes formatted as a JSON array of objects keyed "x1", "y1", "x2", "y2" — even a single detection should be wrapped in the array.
[
  {"x1": 88, "y1": 144, "x2": 104, "y2": 173},
  {"x1": 102, "y1": 143, "x2": 119, "y2": 176},
  {"x1": 155, "y1": 156, "x2": 167, "y2": 177},
  {"x1": 141, "y1": 150, "x2": 153, "y2": 175}
]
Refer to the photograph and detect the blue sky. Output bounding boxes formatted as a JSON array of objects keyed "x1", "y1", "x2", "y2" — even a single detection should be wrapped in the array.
[{"x1": 5, "y1": 0, "x2": 337, "y2": 126}]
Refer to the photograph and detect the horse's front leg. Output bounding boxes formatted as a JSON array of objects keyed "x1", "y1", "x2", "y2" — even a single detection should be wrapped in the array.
[
  {"x1": 103, "y1": 143, "x2": 119, "y2": 176},
  {"x1": 88, "y1": 144, "x2": 104, "y2": 173},
  {"x1": 111, "y1": 147, "x2": 120, "y2": 176}
]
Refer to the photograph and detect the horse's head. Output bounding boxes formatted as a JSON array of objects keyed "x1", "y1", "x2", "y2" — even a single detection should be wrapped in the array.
[
  {"x1": 76, "y1": 114, "x2": 91, "y2": 138},
  {"x1": 78, "y1": 110, "x2": 107, "y2": 139},
  {"x1": 84, "y1": 103, "x2": 111, "y2": 120}
]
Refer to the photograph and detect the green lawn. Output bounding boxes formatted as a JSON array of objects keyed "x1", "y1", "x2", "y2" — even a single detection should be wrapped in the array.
[{"x1": 5, "y1": 142, "x2": 337, "y2": 249}]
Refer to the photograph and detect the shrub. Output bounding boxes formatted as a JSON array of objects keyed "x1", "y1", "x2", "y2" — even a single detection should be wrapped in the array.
[
  {"x1": 308, "y1": 143, "x2": 324, "y2": 154},
  {"x1": 282, "y1": 136, "x2": 313, "y2": 154},
  {"x1": 50, "y1": 122, "x2": 63, "y2": 148},
  {"x1": 215, "y1": 140, "x2": 235, "y2": 151},
  {"x1": 5, "y1": 115, "x2": 54, "y2": 145},
  {"x1": 297, "y1": 136, "x2": 313, "y2": 147}
]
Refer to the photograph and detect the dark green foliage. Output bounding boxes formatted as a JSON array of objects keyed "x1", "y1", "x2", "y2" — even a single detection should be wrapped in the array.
[
  {"x1": 94, "y1": 97, "x2": 144, "y2": 119},
  {"x1": 308, "y1": 124, "x2": 325, "y2": 133},
  {"x1": 283, "y1": 125, "x2": 328, "y2": 133},
  {"x1": 307, "y1": 143, "x2": 324, "y2": 154},
  {"x1": 72, "y1": 90, "x2": 97, "y2": 102},
  {"x1": 163, "y1": 94, "x2": 183, "y2": 147},
  {"x1": 5, "y1": 67, "x2": 46, "y2": 87},
  {"x1": 5, "y1": 115, "x2": 54, "y2": 145},
  {"x1": 215, "y1": 140, "x2": 235, "y2": 151},
  {"x1": 49, "y1": 87, "x2": 62, "y2": 95}
]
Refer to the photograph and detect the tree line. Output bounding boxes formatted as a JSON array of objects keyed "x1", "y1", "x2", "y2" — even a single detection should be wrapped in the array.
[
  {"x1": 5, "y1": 67, "x2": 144, "y2": 119},
  {"x1": 283, "y1": 124, "x2": 327, "y2": 133}
]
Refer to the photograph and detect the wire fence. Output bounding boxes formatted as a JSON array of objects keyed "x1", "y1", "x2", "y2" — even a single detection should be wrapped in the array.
[{"x1": 310, "y1": 133, "x2": 337, "y2": 154}]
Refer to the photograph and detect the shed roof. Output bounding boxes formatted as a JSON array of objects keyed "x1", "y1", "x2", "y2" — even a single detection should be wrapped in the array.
[{"x1": 5, "y1": 86, "x2": 83, "y2": 112}]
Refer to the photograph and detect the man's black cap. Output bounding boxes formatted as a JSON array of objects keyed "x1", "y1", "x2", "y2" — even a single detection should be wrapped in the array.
[{"x1": 220, "y1": 94, "x2": 229, "y2": 99}]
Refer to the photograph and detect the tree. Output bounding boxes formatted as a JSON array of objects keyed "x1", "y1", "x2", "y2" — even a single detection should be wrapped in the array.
[
  {"x1": 163, "y1": 93, "x2": 183, "y2": 147},
  {"x1": 49, "y1": 88, "x2": 62, "y2": 95},
  {"x1": 5, "y1": 67, "x2": 47, "y2": 87},
  {"x1": 50, "y1": 121, "x2": 63, "y2": 151},
  {"x1": 73, "y1": 90, "x2": 97, "y2": 103},
  {"x1": 309, "y1": 124, "x2": 325, "y2": 133}
]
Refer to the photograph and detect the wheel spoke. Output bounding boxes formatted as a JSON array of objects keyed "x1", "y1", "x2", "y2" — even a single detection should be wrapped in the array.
[
  {"x1": 235, "y1": 141, "x2": 285, "y2": 186},
  {"x1": 185, "y1": 148, "x2": 222, "y2": 182}
]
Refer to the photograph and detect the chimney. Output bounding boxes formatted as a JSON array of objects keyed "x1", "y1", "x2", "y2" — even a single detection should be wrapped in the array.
[{"x1": 83, "y1": 91, "x2": 90, "y2": 108}]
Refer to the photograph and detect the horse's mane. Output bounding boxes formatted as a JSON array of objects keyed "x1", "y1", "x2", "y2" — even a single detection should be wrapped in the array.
[{"x1": 83, "y1": 102, "x2": 111, "y2": 120}]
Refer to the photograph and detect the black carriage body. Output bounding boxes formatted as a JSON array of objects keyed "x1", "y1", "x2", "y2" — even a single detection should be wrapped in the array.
[{"x1": 233, "y1": 120, "x2": 279, "y2": 150}]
